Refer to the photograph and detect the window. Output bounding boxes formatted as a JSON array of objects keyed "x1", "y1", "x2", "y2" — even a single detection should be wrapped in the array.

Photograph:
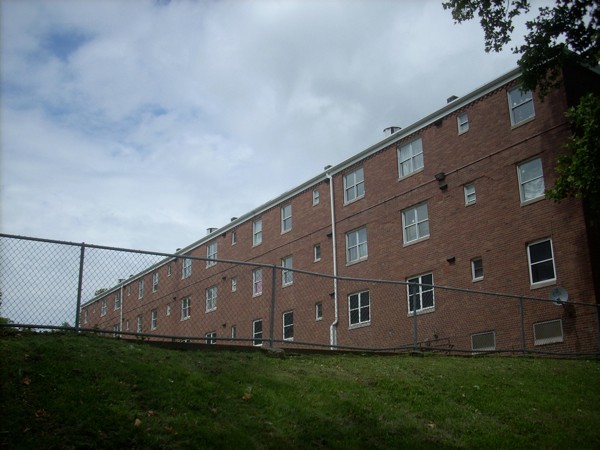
[
  {"x1": 344, "y1": 167, "x2": 365, "y2": 203},
  {"x1": 407, "y1": 273, "x2": 434, "y2": 314},
  {"x1": 231, "y1": 326, "x2": 237, "y2": 339},
  {"x1": 282, "y1": 256, "x2": 293, "y2": 286},
  {"x1": 231, "y1": 230, "x2": 237, "y2": 245},
  {"x1": 138, "y1": 280, "x2": 144, "y2": 299},
  {"x1": 181, "y1": 296, "x2": 191, "y2": 320},
  {"x1": 253, "y1": 269, "x2": 263, "y2": 296},
  {"x1": 457, "y1": 112, "x2": 469, "y2": 134},
  {"x1": 182, "y1": 258, "x2": 192, "y2": 279},
  {"x1": 125, "y1": 319, "x2": 130, "y2": 331},
  {"x1": 253, "y1": 219, "x2": 262, "y2": 246},
  {"x1": 471, "y1": 258, "x2": 484, "y2": 281},
  {"x1": 534, "y1": 319, "x2": 563, "y2": 346},
  {"x1": 167, "y1": 263, "x2": 172, "y2": 277},
  {"x1": 151, "y1": 309, "x2": 158, "y2": 330},
  {"x1": 252, "y1": 319, "x2": 263, "y2": 346},
  {"x1": 83, "y1": 309, "x2": 88, "y2": 324},
  {"x1": 206, "y1": 286, "x2": 217, "y2": 312},
  {"x1": 283, "y1": 311, "x2": 294, "y2": 341},
  {"x1": 464, "y1": 183, "x2": 476, "y2": 205},
  {"x1": 346, "y1": 227, "x2": 368, "y2": 264},
  {"x1": 136, "y1": 315, "x2": 143, "y2": 333},
  {"x1": 152, "y1": 272, "x2": 159, "y2": 292},
  {"x1": 206, "y1": 242, "x2": 217, "y2": 267},
  {"x1": 527, "y1": 239, "x2": 556, "y2": 286},
  {"x1": 402, "y1": 203, "x2": 429, "y2": 244},
  {"x1": 205, "y1": 331, "x2": 217, "y2": 344},
  {"x1": 398, "y1": 138, "x2": 424, "y2": 178},
  {"x1": 313, "y1": 244, "x2": 321, "y2": 262},
  {"x1": 471, "y1": 331, "x2": 496, "y2": 352},
  {"x1": 315, "y1": 303, "x2": 323, "y2": 320},
  {"x1": 166, "y1": 305, "x2": 171, "y2": 316},
  {"x1": 348, "y1": 291, "x2": 370, "y2": 327},
  {"x1": 114, "y1": 291, "x2": 121, "y2": 310},
  {"x1": 517, "y1": 158, "x2": 545, "y2": 203},
  {"x1": 101, "y1": 299, "x2": 107, "y2": 316},
  {"x1": 508, "y1": 86, "x2": 535, "y2": 125},
  {"x1": 312, "y1": 188, "x2": 320, "y2": 205},
  {"x1": 231, "y1": 277, "x2": 238, "y2": 292},
  {"x1": 281, "y1": 204, "x2": 292, "y2": 233}
]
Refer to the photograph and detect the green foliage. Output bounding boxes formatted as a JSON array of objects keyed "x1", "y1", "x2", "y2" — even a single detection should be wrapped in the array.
[
  {"x1": 1, "y1": 334, "x2": 600, "y2": 449},
  {"x1": 546, "y1": 93, "x2": 600, "y2": 223}
]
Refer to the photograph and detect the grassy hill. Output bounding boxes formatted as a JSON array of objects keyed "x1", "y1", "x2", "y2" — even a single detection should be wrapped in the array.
[{"x1": 1, "y1": 332, "x2": 599, "y2": 449}]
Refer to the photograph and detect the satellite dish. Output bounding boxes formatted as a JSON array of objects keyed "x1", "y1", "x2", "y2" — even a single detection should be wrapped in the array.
[{"x1": 549, "y1": 287, "x2": 569, "y2": 305}]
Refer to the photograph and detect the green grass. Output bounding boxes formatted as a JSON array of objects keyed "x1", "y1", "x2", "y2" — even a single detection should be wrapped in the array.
[{"x1": 1, "y1": 333, "x2": 599, "y2": 449}]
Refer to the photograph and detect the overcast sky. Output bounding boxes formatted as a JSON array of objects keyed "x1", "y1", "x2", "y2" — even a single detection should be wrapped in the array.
[{"x1": 1, "y1": 0, "x2": 549, "y2": 253}]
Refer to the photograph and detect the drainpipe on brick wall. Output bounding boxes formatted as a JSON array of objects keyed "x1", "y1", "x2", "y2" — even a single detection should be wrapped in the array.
[{"x1": 326, "y1": 171, "x2": 339, "y2": 348}]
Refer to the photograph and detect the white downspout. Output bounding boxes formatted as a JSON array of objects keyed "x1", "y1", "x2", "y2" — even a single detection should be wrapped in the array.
[
  {"x1": 119, "y1": 282, "x2": 124, "y2": 337},
  {"x1": 326, "y1": 171, "x2": 339, "y2": 348}
]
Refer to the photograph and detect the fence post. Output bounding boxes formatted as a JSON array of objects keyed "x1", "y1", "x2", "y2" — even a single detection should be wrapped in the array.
[
  {"x1": 75, "y1": 243, "x2": 86, "y2": 332},
  {"x1": 269, "y1": 265, "x2": 277, "y2": 348},
  {"x1": 519, "y1": 297, "x2": 526, "y2": 354}
]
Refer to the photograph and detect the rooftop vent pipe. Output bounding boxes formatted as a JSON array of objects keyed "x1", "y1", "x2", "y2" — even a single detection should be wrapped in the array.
[
  {"x1": 447, "y1": 95, "x2": 458, "y2": 103},
  {"x1": 383, "y1": 126, "x2": 401, "y2": 136},
  {"x1": 207, "y1": 227, "x2": 218, "y2": 235}
]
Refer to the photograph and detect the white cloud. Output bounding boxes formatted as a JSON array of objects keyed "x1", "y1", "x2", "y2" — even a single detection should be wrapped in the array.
[{"x1": 2, "y1": 0, "x2": 537, "y2": 253}]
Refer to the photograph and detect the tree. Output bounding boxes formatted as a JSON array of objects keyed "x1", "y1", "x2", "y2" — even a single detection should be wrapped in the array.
[{"x1": 443, "y1": 0, "x2": 600, "y2": 224}]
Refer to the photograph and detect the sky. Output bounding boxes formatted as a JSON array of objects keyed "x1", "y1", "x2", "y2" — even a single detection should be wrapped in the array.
[{"x1": 1, "y1": 0, "x2": 549, "y2": 254}]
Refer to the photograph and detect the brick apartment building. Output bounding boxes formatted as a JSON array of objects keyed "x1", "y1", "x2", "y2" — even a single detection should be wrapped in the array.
[{"x1": 81, "y1": 64, "x2": 600, "y2": 354}]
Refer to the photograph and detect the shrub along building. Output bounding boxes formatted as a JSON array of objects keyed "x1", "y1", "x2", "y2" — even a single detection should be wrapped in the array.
[{"x1": 81, "y1": 64, "x2": 599, "y2": 354}]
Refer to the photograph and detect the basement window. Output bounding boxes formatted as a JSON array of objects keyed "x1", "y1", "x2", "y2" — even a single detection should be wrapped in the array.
[{"x1": 534, "y1": 319, "x2": 563, "y2": 346}]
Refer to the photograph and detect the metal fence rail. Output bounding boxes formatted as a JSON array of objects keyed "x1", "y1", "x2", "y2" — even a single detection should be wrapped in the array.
[{"x1": 1, "y1": 233, "x2": 598, "y2": 356}]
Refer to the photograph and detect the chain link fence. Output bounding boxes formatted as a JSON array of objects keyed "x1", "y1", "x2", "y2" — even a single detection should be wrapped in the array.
[{"x1": 1, "y1": 233, "x2": 598, "y2": 356}]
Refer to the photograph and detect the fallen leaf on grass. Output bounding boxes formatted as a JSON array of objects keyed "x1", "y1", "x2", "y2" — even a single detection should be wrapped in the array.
[
  {"x1": 147, "y1": 410, "x2": 157, "y2": 417},
  {"x1": 21, "y1": 377, "x2": 31, "y2": 386},
  {"x1": 134, "y1": 418, "x2": 142, "y2": 427}
]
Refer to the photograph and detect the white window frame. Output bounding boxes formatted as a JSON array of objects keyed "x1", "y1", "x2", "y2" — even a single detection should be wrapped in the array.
[
  {"x1": 407, "y1": 273, "x2": 435, "y2": 314},
  {"x1": 252, "y1": 268, "x2": 263, "y2": 297},
  {"x1": 397, "y1": 138, "x2": 424, "y2": 178},
  {"x1": 114, "y1": 291, "x2": 121, "y2": 310},
  {"x1": 252, "y1": 319, "x2": 263, "y2": 347},
  {"x1": 283, "y1": 311, "x2": 294, "y2": 341},
  {"x1": 344, "y1": 167, "x2": 365, "y2": 204},
  {"x1": 231, "y1": 230, "x2": 237, "y2": 245},
  {"x1": 152, "y1": 272, "x2": 159, "y2": 292},
  {"x1": 205, "y1": 286, "x2": 217, "y2": 312},
  {"x1": 508, "y1": 86, "x2": 535, "y2": 126},
  {"x1": 253, "y1": 219, "x2": 262, "y2": 246},
  {"x1": 282, "y1": 256, "x2": 293, "y2": 286},
  {"x1": 281, "y1": 204, "x2": 292, "y2": 233},
  {"x1": 527, "y1": 238, "x2": 556, "y2": 287},
  {"x1": 136, "y1": 315, "x2": 143, "y2": 333},
  {"x1": 346, "y1": 227, "x2": 368, "y2": 264},
  {"x1": 182, "y1": 258, "x2": 192, "y2": 279},
  {"x1": 471, "y1": 258, "x2": 484, "y2": 281},
  {"x1": 457, "y1": 112, "x2": 469, "y2": 134},
  {"x1": 348, "y1": 290, "x2": 370, "y2": 327},
  {"x1": 464, "y1": 183, "x2": 476, "y2": 206},
  {"x1": 312, "y1": 188, "x2": 320, "y2": 206},
  {"x1": 151, "y1": 309, "x2": 158, "y2": 330},
  {"x1": 138, "y1": 280, "x2": 144, "y2": 299},
  {"x1": 517, "y1": 157, "x2": 545, "y2": 204},
  {"x1": 205, "y1": 331, "x2": 217, "y2": 345},
  {"x1": 181, "y1": 296, "x2": 191, "y2": 320},
  {"x1": 315, "y1": 303, "x2": 323, "y2": 321},
  {"x1": 166, "y1": 305, "x2": 171, "y2": 316},
  {"x1": 402, "y1": 202, "x2": 430, "y2": 245},
  {"x1": 206, "y1": 242, "x2": 217, "y2": 267},
  {"x1": 231, "y1": 277, "x2": 237, "y2": 292},
  {"x1": 313, "y1": 244, "x2": 321, "y2": 262},
  {"x1": 100, "y1": 299, "x2": 107, "y2": 316}
]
